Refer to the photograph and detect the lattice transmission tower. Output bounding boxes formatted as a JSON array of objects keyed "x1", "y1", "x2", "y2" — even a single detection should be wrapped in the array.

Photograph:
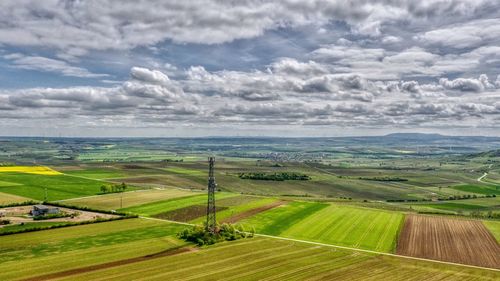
[{"x1": 206, "y1": 157, "x2": 217, "y2": 233}]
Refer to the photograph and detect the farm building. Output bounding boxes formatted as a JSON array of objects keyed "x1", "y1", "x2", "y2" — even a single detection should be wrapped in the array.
[{"x1": 31, "y1": 205, "x2": 59, "y2": 216}]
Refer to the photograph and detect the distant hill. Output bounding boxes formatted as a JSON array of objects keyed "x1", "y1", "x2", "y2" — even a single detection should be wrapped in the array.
[{"x1": 384, "y1": 133, "x2": 444, "y2": 140}]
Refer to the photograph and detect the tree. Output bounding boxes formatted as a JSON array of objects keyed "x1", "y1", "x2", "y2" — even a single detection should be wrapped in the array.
[
  {"x1": 121, "y1": 182, "x2": 127, "y2": 192},
  {"x1": 100, "y1": 185, "x2": 108, "y2": 193}
]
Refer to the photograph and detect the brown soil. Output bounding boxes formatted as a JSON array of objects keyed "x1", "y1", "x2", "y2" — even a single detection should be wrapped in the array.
[
  {"x1": 396, "y1": 214, "x2": 500, "y2": 269},
  {"x1": 21, "y1": 247, "x2": 196, "y2": 281},
  {"x1": 221, "y1": 201, "x2": 287, "y2": 224},
  {"x1": 153, "y1": 205, "x2": 228, "y2": 222}
]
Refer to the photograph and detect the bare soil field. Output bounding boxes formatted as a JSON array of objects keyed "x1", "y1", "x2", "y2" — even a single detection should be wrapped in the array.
[
  {"x1": 221, "y1": 201, "x2": 287, "y2": 224},
  {"x1": 152, "y1": 205, "x2": 228, "y2": 222},
  {"x1": 396, "y1": 214, "x2": 500, "y2": 269}
]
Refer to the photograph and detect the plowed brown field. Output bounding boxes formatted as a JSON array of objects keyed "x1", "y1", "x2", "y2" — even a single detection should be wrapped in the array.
[{"x1": 397, "y1": 214, "x2": 500, "y2": 269}]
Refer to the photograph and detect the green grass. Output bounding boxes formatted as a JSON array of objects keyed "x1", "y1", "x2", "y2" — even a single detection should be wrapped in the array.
[
  {"x1": 280, "y1": 204, "x2": 404, "y2": 252},
  {"x1": 0, "y1": 219, "x2": 186, "y2": 280},
  {"x1": 0, "y1": 180, "x2": 21, "y2": 187},
  {"x1": 451, "y1": 184, "x2": 499, "y2": 195},
  {"x1": 0, "y1": 172, "x2": 121, "y2": 200},
  {"x1": 62, "y1": 188, "x2": 201, "y2": 210},
  {"x1": 0, "y1": 222, "x2": 68, "y2": 234},
  {"x1": 0, "y1": 191, "x2": 31, "y2": 205},
  {"x1": 0, "y1": 219, "x2": 184, "y2": 262},
  {"x1": 239, "y1": 201, "x2": 329, "y2": 235},
  {"x1": 483, "y1": 220, "x2": 500, "y2": 243},
  {"x1": 120, "y1": 192, "x2": 238, "y2": 216},
  {"x1": 417, "y1": 202, "x2": 490, "y2": 211},
  {"x1": 38, "y1": 237, "x2": 500, "y2": 281}
]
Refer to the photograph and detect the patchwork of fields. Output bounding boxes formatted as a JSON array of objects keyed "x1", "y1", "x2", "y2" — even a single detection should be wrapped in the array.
[
  {"x1": 0, "y1": 161, "x2": 499, "y2": 279},
  {"x1": 119, "y1": 194, "x2": 403, "y2": 252},
  {"x1": 1, "y1": 218, "x2": 498, "y2": 281},
  {"x1": 0, "y1": 219, "x2": 187, "y2": 280},
  {"x1": 62, "y1": 188, "x2": 202, "y2": 210}
]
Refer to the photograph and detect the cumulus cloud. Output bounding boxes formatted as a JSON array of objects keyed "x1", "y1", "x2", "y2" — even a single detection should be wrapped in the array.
[
  {"x1": 0, "y1": 1, "x2": 500, "y2": 135},
  {"x1": 1, "y1": 63, "x2": 498, "y2": 134},
  {"x1": 0, "y1": 1, "x2": 494, "y2": 54},
  {"x1": 439, "y1": 74, "x2": 493, "y2": 92},
  {"x1": 130, "y1": 67, "x2": 171, "y2": 85}
]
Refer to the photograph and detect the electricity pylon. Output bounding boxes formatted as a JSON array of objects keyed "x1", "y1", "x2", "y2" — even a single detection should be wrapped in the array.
[{"x1": 206, "y1": 157, "x2": 217, "y2": 233}]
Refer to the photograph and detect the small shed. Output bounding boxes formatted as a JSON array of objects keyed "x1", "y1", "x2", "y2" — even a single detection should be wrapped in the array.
[{"x1": 32, "y1": 205, "x2": 59, "y2": 216}]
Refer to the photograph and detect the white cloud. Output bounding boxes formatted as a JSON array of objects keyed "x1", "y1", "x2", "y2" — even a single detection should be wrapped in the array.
[
  {"x1": 0, "y1": 1, "x2": 494, "y2": 55},
  {"x1": 439, "y1": 74, "x2": 493, "y2": 92},
  {"x1": 4, "y1": 54, "x2": 107, "y2": 78},
  {"x1": 130, "y1": 67, "x2": 170, "y2": 85},
  {"x1": 0, "y1": 1, "x2": 500, "y2": 135},
  {"x1": 416, "y1": 18, "x2": 500, "y2": 49}
]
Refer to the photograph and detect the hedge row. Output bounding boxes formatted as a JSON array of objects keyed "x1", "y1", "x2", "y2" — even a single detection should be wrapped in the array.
[{"x1": 0, "y1": 215, "x2": 137, "y2": 236}]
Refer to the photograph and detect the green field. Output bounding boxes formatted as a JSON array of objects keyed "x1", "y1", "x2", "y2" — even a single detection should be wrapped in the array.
[
  {"x1": 403, "y1": 197, "x2": 500, "y2": 215},
  {"x1": 484, "y1": 221, "x2": 500, "y2": 242},
  {"x1": 0, "y1": 172, "x2": 122, "y2": 201},
  {"x1": 451, "y1": 184, "x2": 499, "y2": 195},
  {"x1": 0, "y1": 219, "x2": 187, "y2": 280},
  {"x1": 239, "y1": 201, "x2": 329, "y2": 235},
  {"x1": 0, "y1": 221, "x2": 68, "y2": 234},
  {"x1": 0, "y1": 191, "x2": 30, "y2": 205},
  {"x1": 121, "y1": 192, "x2": 238, "y2": 216},
  {"x1": 280, "y1": 205, "x2": 404, "y2": 252},
  {"x1": 62, "y1": 188, "x2": 202, "y2": 210},
  {"x1": 0, "y1": 219, "x2": 497, "y2": 281}
]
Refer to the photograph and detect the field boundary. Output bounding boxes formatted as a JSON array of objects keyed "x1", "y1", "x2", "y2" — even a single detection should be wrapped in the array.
[{"x1": 140, "y1": 216, "x2": 500, "y2": 272}]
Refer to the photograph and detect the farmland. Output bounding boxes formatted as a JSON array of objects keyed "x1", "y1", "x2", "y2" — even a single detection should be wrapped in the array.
[
  {"x1": 0, "y1": 136, "x2": 499, "y2": 279},
  {"x1": 0, "y1": 192, "x2": 29, "y2": 205},
  {"x1": 0, "y1": 219, "x2": 498, "y2": 281},
  {"x1": 120, "y1": 193, "x2": 237, "y2": 217},
  {"x1": 396, "y1": 215, "x2": 500, "y2": 268},
  {"x1": 280, "y1": 205, "x2": 404, "y2": 252},
  {"x1": 0, "y1": 166, "x2": 61, "y2": 175},
  {"x1": 0, "y1": 219, "x2": 187, "y2": 280},
  {"x1": 62, "y1": 188, "x2": 201, "y2": 210},
  {"x1": 0, "y1": 172, "x2": 118, "y2": 201}
]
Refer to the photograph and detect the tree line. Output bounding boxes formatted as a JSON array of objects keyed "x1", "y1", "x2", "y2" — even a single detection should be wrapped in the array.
[{"x1": 100, "y1": 182, "x2": 128, "y2": 194}]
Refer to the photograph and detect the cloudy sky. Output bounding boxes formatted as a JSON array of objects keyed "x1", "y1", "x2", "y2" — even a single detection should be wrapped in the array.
[{"x1": 0, "y1": 0, "x2": 499, "y2": 137}]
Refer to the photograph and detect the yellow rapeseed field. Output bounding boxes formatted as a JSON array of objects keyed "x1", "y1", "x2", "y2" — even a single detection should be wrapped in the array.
[{"x1": 0, "y1": 166, "x2": 62, "y2": 175}]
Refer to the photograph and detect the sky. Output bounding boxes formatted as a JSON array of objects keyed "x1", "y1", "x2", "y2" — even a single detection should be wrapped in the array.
[{"x1": 0, "y1": 0, "x2": 499, "y2": 137}]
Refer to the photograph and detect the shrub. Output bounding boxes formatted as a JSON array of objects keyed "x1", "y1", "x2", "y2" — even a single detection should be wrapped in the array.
[
  {"x1": 0, "y1": 201, "x2": 39, "y2": 208},
  {"x1": 178, "y1": 223, "x2": 251, "y2": 246}
]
